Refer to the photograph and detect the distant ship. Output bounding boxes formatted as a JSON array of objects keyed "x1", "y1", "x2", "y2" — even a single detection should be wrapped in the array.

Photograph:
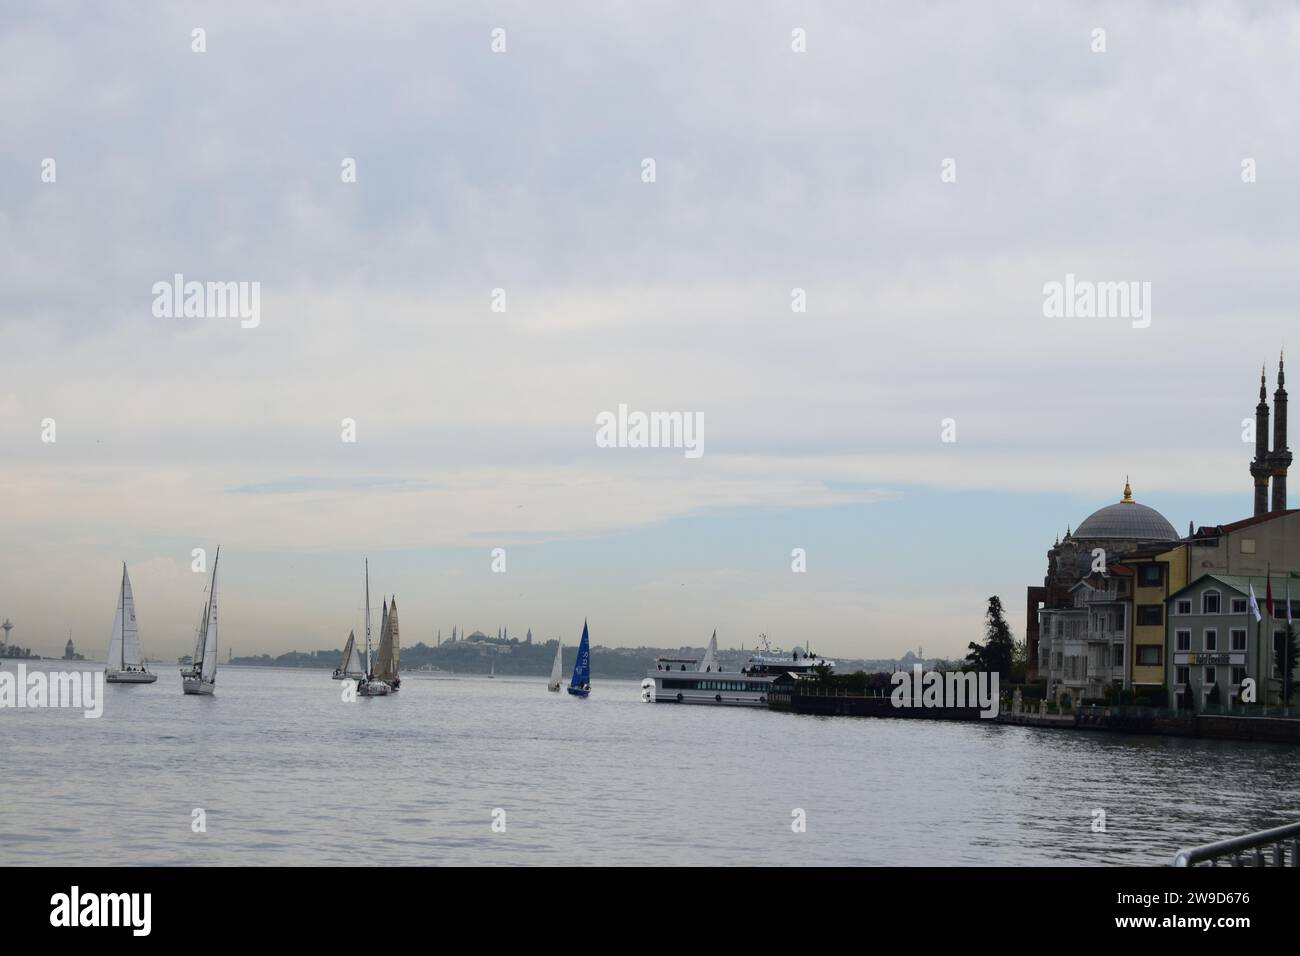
[{"x1": 105, "y1": 563, "x2": 157, "y2": 684}]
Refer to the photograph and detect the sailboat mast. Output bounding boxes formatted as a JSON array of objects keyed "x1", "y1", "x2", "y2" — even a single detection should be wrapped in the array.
[
  {"x1": 119, "y1": 563, "x2": 128, "y2": 670},
  {"x1": 204, "y1": 546, "x2": 220, "y2": 681},
  {"x1": 364, "y1": 559, "x2": 373, "y2": 678}
]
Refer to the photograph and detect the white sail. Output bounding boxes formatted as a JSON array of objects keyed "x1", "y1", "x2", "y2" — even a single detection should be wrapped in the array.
[
  {"x1": 185, "y1": 607, "x2": 204, "y2": 671},
  {"x1": 120, "y1": 566, "x2": 142, "y2": 667},
  {"x1": 699, "y1": 630, "x2": 718, "y2": 672},
  {"x1": 548, "y1": 639, "x2": 564, "y2": 690},
  {"x1": 349, "y1": 643, "x2": 364, "y2": 676},
  {"x1": 106, "y1": 565, "x2": 125, "y2": 671},
  {"x1": 200, "y1": 549, "x2": 220, "y2": 682}
]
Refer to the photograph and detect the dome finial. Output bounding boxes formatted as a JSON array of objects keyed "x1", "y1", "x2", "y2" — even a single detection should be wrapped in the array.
[{"x1": 1122, "y1": 476, "x2": 1133, "y2": 503}]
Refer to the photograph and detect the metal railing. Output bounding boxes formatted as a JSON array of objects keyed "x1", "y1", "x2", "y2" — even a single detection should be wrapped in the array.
[{"x1": 1172, "y1": 821, "x2": 1300, "y2": 867}]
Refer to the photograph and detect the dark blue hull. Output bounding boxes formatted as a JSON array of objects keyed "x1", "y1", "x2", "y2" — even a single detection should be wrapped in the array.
[{"x1": 567, "y1": 686, "x2": 590, "y2": 698}]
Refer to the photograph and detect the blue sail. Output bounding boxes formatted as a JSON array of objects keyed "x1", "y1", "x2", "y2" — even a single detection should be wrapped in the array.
[{"x1": 567, "y1": 620, "x2": 591, "y2": 696}]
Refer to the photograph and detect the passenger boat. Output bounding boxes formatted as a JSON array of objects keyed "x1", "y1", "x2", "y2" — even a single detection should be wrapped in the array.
[{"x1": 641, "y1": 636, "x2": 833, "y2": 706}]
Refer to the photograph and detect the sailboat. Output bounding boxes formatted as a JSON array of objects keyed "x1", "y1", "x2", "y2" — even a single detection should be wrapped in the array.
[
  {"x1": 356, "y1": 561, "x2": 392, "y2": 697},
  {"x1": 547, "y1": 639, "x2": 563, "y2": 692},
  {"x1": 699, "y1": 630, "x2": 718, "y2": 672},
  {"x1": 332, "y1": 630, "x2": 364, "y2": 680},
  {"x1": 373, "y1": 595, "x2": 401, "y2": 692},
  {"x1": 181, "y1": 547, "x2": 220, "y2": 695},
  {"x1": 566, "y1": 620, "x2": 591, "y2": 698},
  {"x1": 104, "y1": 563, "x2": 157, "y2": 684}
]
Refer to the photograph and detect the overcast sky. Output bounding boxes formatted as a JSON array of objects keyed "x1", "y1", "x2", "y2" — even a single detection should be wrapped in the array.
[{"x1": 2, "y1": 2, "x2": 1298, "y2": 660}]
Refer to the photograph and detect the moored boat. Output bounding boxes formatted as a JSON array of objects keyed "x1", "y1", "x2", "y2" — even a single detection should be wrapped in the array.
[{"x1": 641, "y1": 635, "x2": 833, "y2": 706}]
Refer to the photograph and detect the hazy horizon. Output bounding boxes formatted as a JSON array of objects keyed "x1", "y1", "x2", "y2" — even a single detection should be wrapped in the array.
[{"x1": 3, "y1": 2, "x2": 1298, "y2": 659}]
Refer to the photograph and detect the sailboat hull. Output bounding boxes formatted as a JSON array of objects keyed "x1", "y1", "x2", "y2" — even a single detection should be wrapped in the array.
[
  {"x1": 566, "y1": 686, "x2": 590, "y2": 698},
  {"x1": 181, "y1": 676, "x2": 215, "y2": 695},
  {"x1": 547, "y1": 683, "x2": 560, "y2": 692},
  {"x1": 357, "y1": 679, "x2": 391, "y2": 697},
  {"x1": 106, "y1": 670, "x2": 158, "y2": 684}
]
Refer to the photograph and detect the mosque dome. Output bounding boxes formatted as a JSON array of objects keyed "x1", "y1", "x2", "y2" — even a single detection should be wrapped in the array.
[{"x1": 1073, "y1": 479, "x2": 1179, "y2": 541}]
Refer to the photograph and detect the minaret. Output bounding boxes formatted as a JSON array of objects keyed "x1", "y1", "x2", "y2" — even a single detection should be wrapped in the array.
[
  {"x1": 1251, "y1": 364, "x2": 1272, "y2": 516},
  {"x1": 1270, "y1": 352, "x2": 1291, "y2": 512}
]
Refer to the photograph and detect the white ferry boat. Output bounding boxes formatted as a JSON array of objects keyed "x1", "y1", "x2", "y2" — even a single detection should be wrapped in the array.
[{"x1": 640, "y1": 638, "x2": 834, "y2": 706}]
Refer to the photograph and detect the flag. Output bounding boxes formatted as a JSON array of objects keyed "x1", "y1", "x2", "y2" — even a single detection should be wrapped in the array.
[
  {"x1": 1288, "y1": 577, "x2": 1294, "y2": 626},
  {"x1": 1248, "y1": 583, "x2": 1263, "y2": 623},
  {"x1": 1266, "y1": 568, "x2": 1275, "y2": 619}
]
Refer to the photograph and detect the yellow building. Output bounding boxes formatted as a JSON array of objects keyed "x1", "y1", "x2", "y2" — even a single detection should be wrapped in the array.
[{"x1": 1120, "y1": 545, "x2": 1189, "y2": 688}]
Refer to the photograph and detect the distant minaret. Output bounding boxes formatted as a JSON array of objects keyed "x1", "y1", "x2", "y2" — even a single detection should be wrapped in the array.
[
  {"x1": 437, "y1": 628, "x2": 441, "y2": 646},
  {"x1": 1, "y1": 618, "x2": 11, "y2": 646},
  {"x1": 1270, "y1": 352, "x2": 1291, "y2": 512},
  {"x1": 1252, "y1": 364, "x2": 1272, "y2": 516}
]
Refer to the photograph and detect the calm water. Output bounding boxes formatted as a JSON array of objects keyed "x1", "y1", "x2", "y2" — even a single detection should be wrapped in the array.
[{"x1": 2, "y1": 662, "x2": 1297, "y2": 865}]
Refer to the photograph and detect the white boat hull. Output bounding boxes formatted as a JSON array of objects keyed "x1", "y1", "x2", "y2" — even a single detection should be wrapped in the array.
[
  {"x1": 106, "y1": 670, "x2": 158, "y2": 684},
  {"x1": 642, "y1": 673, "x2": 771, "y2": 706}
]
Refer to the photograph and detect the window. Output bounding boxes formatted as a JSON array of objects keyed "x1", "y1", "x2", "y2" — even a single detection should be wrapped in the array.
[
  {"x1": 1176, "y1": 665, "x2": 1190, "y2": 685},
  {"x1": 1231, "y1": 628, "x2": 1247, "y2": 651},
  {"x1": 1175, "y1": 629, "x2": 1191, "y2": 651},
  {"x1": 1241, "y1": 538, "x2": 1257, "y2": 554},
  {"x1": 1231, "y1": 666, "x2": 1247, "y2": 686},
  {"x1": 1273, "y1": 631, "x2": 1287, "y2": 679},
  {"x1": 1137, "y1": 646, "x2": 1162, "y2": 666},
  {"x1": 1231, "y1": 597, "x2": 1248, "y2": 614},
  {"x1": 1139, "y1": 565, "x2": 1163, "y2": 587},
  {"x1": 1202, "y1": 590, "x2": 1221, "y2": 614},
  {"x1": 1175, "y1": 599, "x2": 1193, "y2": 615},
  {"x1": 1204, "y1": 665, "x2": 1217, "y2": 687},
  {"x1": 1138, "y1": 605, "x2": 1163, "y2": 626},
  {"x1": 1204, "y1": 629, "x2": 1218, "y2": 652},
  {"x1": 1112, "y1": 643, "x2": 1124, "y2": 666}
]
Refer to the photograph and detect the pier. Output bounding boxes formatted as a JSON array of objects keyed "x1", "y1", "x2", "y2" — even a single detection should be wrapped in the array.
[{"x1": 770, "y1": 682, "x2": 1300, "y2": 743}]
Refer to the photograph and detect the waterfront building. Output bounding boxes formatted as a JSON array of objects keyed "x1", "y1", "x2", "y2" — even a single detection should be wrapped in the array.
[
  {"x1": 1033, "y1": 480, "x2": 1179, "y2": 699},
  {"x1": 1029, "y1": 358, "x2": 1293, "y2": 697},
  {"x1": 1165, "y1": 573, "x2": 1298, "y2": 708}
]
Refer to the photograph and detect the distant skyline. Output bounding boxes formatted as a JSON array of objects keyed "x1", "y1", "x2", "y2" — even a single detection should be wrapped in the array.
[{"x1": 2, "y1": 3, "x2": 1298, "y2": 658}]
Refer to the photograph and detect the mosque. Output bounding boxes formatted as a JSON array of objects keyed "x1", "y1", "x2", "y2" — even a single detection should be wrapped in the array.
[{"x1": 1027, "y1": 357, "x2": 1295, "y2": 704}]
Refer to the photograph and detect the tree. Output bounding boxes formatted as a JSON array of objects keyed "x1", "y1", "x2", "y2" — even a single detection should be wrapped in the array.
[
  {"x1": 1010, "y1": 637, "x2": 1028, "y2": 684},
  {"x1": 966, "y1": 596, "x2": 1015, "y2": 680},
  {"x1": 1274, "y1": 624, "x2": 1300, "y2": 704}
]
